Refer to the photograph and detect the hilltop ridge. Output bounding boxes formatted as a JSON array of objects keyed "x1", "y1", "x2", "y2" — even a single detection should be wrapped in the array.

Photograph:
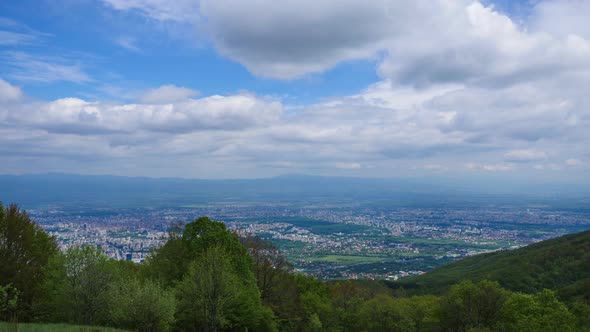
[{"x1": 395, "y1": 229, "x2": 590, "y2": 302}]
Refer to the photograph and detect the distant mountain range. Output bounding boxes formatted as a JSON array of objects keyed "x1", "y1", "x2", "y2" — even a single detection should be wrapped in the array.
[
  {"x1": 0, "y1": 173, "x2": 589, "y2": 209},
  {"x1": 395, "y1": 229, "x2": 590, "y2": 302}
]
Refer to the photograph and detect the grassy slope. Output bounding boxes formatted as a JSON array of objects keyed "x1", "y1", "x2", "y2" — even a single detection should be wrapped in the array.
[
  {"x1": 0, "y1": 322, "x2": 128, "y2": 332},
  {"x1": 393, "y1": 229, "x2": 590, "y2": 301}
]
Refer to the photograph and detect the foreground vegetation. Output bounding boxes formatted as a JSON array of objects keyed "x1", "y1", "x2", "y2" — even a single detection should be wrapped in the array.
[
  {"x1": 0, "y1": 322, "x2": 128, "y2": 332},
  {"x1": 1, "y1": 202, "x2": 589, "y2": 331}
]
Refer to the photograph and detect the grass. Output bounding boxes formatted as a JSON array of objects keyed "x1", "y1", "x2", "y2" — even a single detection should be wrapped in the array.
[
  {"x1": 309, "y1": 255, "x2": 392, "y2": 264},
  {"x1": 0, "y1": 322, "x2": 128, "y2": 332}
]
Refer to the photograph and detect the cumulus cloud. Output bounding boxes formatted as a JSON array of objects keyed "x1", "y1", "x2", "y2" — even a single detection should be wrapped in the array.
[
  {"x1": 1, "y1": 68, "x2": 589, "y2": 178},
  {"x1": 530, "y1": 0, "x2": 590, "y2": 40},
  {"x1": 139, "y1": 85, "x2": 199, "y2": 104},
  {"x1": 3, "y1": 1, "x2": 590, "y2": 179},
  {"x1": 100, "y1": 0, "x2": 590, "y2": 84},
  {"x1": 0, "y1": 79, "x2": 23, "y2": 101},
  {"x1": 4, "y1": 94, "x2": 281, "y2": 135},
  {"x1": 378, "y1": 2, "x2": 590, "y2": 88},
  {"x1": 198, "y1": 0, "x2": 394, "y2": 79}
]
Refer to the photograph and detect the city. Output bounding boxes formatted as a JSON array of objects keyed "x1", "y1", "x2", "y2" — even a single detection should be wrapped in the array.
[{"x1": 28, "y1": 202, "x2": 590, "y2": 279}]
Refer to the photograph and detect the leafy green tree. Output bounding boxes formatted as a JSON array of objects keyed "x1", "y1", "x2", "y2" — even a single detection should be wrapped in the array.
[
  {"x1": 439, "y1": 280, "x2": 507, "y2": 332},
  {"x1": 330, "y1": 281, "x2": 365, "y2": 332},
  {"x1": 144, "y1": 221, "x2": 188, "y2": 287},
  {"x1": 182, "y1": 217, "x2": 253, "y2": 277},
  {"x1": 107, "y1": 278, "x2": 176, "y2": 332},
  {"x1": 403, "y1": 295, "x2": 440, "y2": 332},
  {"x1": 175, "y1": 245, "x2": 275, "y2": 332},
  {"x1": 499, "y1": 289, "x2": 575, "y2": 332},
  {"x1": 241, "y1": 235, "x2": 304, "y2": 331},
  {"x1": 0, "y1": 203, "x2": 58, "y2": 320},
  {"x1": 146, "y1": 217, "x2": 254, "y2": 287},
  {"x1": 358, "y1": 294, "x2": 414, "y2": 332},
  {"x1": 39, "y1": 246, "x2": 118, "y2": 325},
  {"x1": 241, "y1": 235, "x2": 291, "y2": 301},
  {"x1": 296, "y1": 275, "x2": 339, "y2": 331},
  {"x1": 0, "y1": 284, "x2": 19, "y2": 322},
  {"x1": 571, "y1": 301, "x2": 590, "y2": 331}
]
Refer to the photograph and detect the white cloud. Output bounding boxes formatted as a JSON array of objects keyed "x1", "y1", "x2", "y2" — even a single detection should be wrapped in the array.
[
  {"x1": 533, "y1": 163, "x2": 561, "y2": 171},
  {"x1": 0, "y1": 72, "x2": 589, "y2": 178},
  {"x1": 378, "y1": 2, "x2": 590, "y2": 88},
  {"x1": 0, "y1": 79, "x2": 23, "y2": 102},
  {"x1": 2, "y1": 2, "x2": 590, "y2": 179},
  {"x1": 114, "y1": 36, "x2": 141, "y2": 52},
  {"x1": 101, "y1": 0, "x2": 199, "y2": 23},
  {"x1": 466, "y1": 163, "x2": 512, "y2": 172},
  {"x1": 198, "y1": 0, "x2": 395, "y2": 79},
  {"x1": 334, "y1": 162, "x2": 362, "y2": 170},
  {"x1": 1, "y1": 52, "x2": 92, "y2": 83},
  {"x1": 530, "y1": 0, "x2": 590, "y2": 40},
  {"x1": 10, "y1": 94, "x2": 281, "y2": 135},
  {"x1": 139, "y1": 85, "x2": 199, "y2": 104},
  {"x1": 0, "y1": 17, "x2": 51, "y2": 46},
  {"x1": 99, "y1": 1, "x2": 590, "y2": 83},
  {"x1": 0, "y1": 31, "x2": 37, "y2": 46}
]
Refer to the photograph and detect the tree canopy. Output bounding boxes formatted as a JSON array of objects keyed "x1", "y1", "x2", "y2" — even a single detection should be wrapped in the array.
[{"x1": 1, "y1": 207, "x2": 588, "y2": 332}]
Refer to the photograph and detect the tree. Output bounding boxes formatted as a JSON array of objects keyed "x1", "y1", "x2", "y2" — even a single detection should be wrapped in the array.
[
  {"x1": 571, "y1": 301, "x2": 590, "y2": 331},
  {"x1": 146, "y1": 217, "x2": 254, "y2": 287},
  {"x1": 107, "y1": 278, "x2": 176, "y2": 332},
  {"x1": 182, "y1": 217, "x2": 253, "y2": 277},
  {"x1": 403, "y1": 295, "x2": 440, "y2": 332},
  {"x1": 40, "y1": 246, "x2": 118, "y2": 325},
  {"x1": 175, "y1": 245, "x2": 275, "y2": 332},
  {"x1": 241, "y1": 235, "x2": 293, "y2": 301},
  {"x1": 0, "y1": 203, "x2": 58, "y2": 320},
  {"x1": 144, "y1": 221, "x2": 188, "y2": 287},
  {"x1": 499, "y1": 289, "x2": 575, "y2": 332},
  {"x1": 0, "y1": 284, "x2": 19, "y2": 322},
  {"x1": 241, "y1": 235, "x2": 305, "y2": 330},
  {"x1": 439, "y1": 280, "x2": 507, "y2": 332},
  {"x1": 357, "y1": 294, "x2": 414, "y2": 332},
  {"x1": 296, "y1": 275, "x2": 339, "y2": 331}
]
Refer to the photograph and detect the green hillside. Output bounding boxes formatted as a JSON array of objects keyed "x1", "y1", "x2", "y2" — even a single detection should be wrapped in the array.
[
  {"x1": 396, "y1": 229, "x2": 590, "y2": 301},
  {"x1": 0, "y1": 322, "x2": 128, "y2": 332}
]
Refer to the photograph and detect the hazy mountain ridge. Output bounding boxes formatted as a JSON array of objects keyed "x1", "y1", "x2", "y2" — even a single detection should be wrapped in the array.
[{"x1": 1, "y1": 173, "x2": 589, "y2": 210}]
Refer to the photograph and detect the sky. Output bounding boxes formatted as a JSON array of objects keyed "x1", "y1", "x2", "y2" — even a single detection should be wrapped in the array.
[{"x1": 0, "y1": 0, "x2": 589, "y2": 181}]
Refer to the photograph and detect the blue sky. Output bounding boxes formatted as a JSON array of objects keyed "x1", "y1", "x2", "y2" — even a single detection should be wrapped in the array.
[
  {"x1": 0, "y1": 0, "x2": 379, "y2": 102},
  {"x1": 0, "y1": 0, "x2": 589, "y2": 181}
]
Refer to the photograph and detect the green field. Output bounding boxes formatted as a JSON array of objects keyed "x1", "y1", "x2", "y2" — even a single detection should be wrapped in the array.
[
  {"x1": 308, "y1": 255, "x2": 392, "y2": 264},
  {"x1": 0, "y1": 322, "x2": 128, "y2": 332},
  {"x1": 259, "y1": 217, "x2": 378, "y2": 236}
]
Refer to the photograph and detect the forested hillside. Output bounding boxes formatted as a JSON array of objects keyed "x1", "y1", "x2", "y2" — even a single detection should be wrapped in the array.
[
  {"x1": 395, "y1": 230, "x2": 590, "y2": 303},
  {"x1": 1, "y1": 202, "x2": 589, "y2": 331}
]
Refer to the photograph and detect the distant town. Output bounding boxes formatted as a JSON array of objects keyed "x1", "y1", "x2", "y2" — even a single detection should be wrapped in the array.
[{"x1": 29, "y1": 202, "x2": 590, "y2": 280}]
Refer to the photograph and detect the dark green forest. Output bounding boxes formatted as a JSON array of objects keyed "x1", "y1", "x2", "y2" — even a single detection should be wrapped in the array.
[
  {"x1": 395, "y1": 229, "x2": 590, "y2": 302},
  {"x1": 1, "y1": 202, "x2": 589, "y2": 332}
]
